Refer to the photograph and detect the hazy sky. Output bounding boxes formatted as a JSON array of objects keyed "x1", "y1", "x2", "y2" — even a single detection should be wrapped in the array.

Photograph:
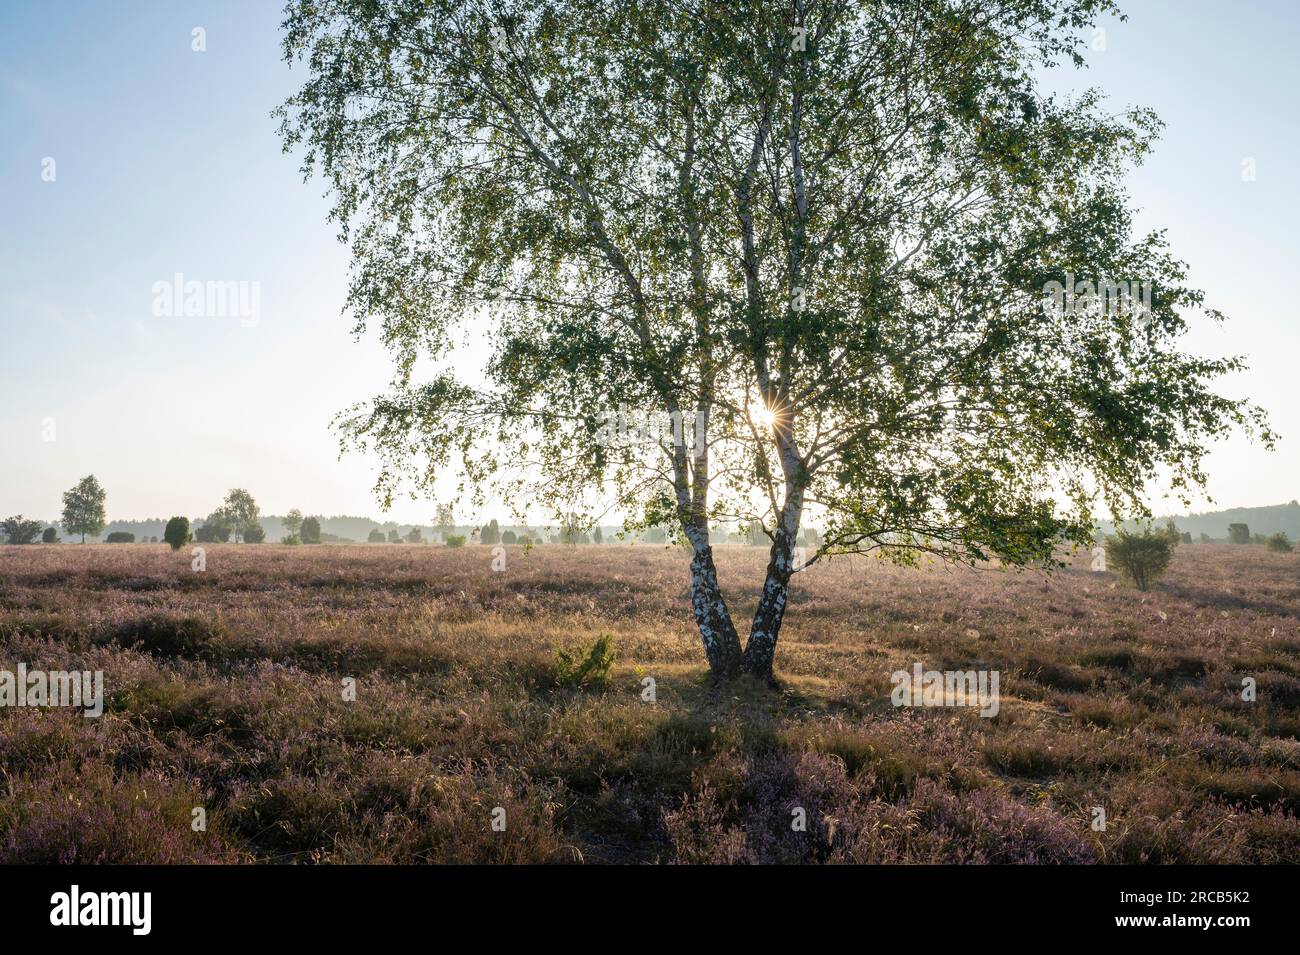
[{"x1": 2, "y1": 0, "x2": 1297, "y2": 525}]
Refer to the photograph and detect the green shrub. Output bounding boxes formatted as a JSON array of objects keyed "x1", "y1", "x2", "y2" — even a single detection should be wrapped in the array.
[
  {"x1": 41, "y1": 527, "x2": 59, "y2": 544},
  {"x1": 445, "y1": 534, "x2": 467, "y2": 548},
  {"x1": 1104, "y1": 529, "x2": 1174, "y2": 591},
  {"x1": 1, "y1": 516, "x2": 43, "y2": 544},
  {"x1": 553, "y1": 634, "x2": 617, "y2": 688},
  {"x1": 300, "y1": 517, "x2": 321, "y2": 544},
  {"x1": 481, "y1": 519, "x2": 501, "y2": 545},
  {"x1": 163, "y1": 517, "x2": 190, "y2": 551},
  {"x1": 367, "y1": 528, "x2": 385, "y2": 543},
  {"x1": 501, "y1": 530, "x2": 517, "y2": 545},
  {"x1": 243, "y1": 523, "x2": 266, "y2": 543},
  {"x1": 105, "y1": 531, "x2": 135, "y2": 544},
  {"x1": 1267, "y1": 533, "x2": 1294, "y2": 554},
  {"x1": 1228, "y1": 523, "x2": 1251, "y2": 545}
]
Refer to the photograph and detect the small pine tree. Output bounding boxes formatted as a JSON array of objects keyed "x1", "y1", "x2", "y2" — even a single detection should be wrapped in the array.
[
  {"x1": 1228, "y1": 523, "x2": 1251, "y2": 545},
  {"x1": 501, "y1": 529, "x2": 517, "y2": 545},
  {"x1": 367, "y1": 528, "x2": 385, "y2": 543},
  {"x1": 41, "y1": 526, "x2": 59, "y2": 544},
  {"x1": 163, "y1": 516, "x2": 191, "y2": 551},
  {"x1": 481, "y1": 519, "x2": 501, "y2": 545}
]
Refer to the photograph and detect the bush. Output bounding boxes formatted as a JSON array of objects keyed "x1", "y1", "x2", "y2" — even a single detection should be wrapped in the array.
[
  {"x1": 406, "y1": 526, "x2": 424, "y2": 543},
  {"x1": 1104, "y1": 529, "x2": 1174, "y2": 591},
  {"x1": 194, "y1": 523, "x2": 230, "y2": 543},
  {"x1": 281, "y1": 534, "x2": 301, "y2": 545},
  {"x1": 553, "y1": 634, "x2": 617, "y2": 688},
  {"x1": 163, "y1": 517, "x2": 190, "y2": 551},
  {"x1": 1267, "y1": 533, "x2": 1294, "y2": 554},
  {"x1": 501, "y1": 530, "x2": 517, "y2": 545},
  {"x1": 367, "y1": 529, "x2": 385, "y2": 543},
  {"x1": 149, "y1": 536, "x2": 158, "y2": 543},
  {"x1": 1228, "y1": 523, "x2": 1251, "y2": 545},
  {"x1": 300, "y1": 517, "x2": 321, "y2": 544},
  {"x1": 41, "y1": 527, "x2": 59, "y2": 544},
  {"x1": 105, "y1": 531, "x2": 135, "y2": 544},
  {"x1": 243, "y1": 524, "x2": 266, "y2": 543},
  {"x1": 1, "y1": 515, "x2": 43, "y2": 545},
  {"x1": 445, "y1": 534, "x2": 467, "y2": 548}
]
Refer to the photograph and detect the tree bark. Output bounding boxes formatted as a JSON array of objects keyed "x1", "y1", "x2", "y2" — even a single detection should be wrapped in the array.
[
  {"x1": 742, "y1": 533, "x2": 795, "y2": 682},
  {"x1": 689, "y1": 543, "x2": 743, "y2": 681}
]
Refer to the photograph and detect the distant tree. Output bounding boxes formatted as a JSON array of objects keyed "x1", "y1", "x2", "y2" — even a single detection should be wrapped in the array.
[
  {"x1": 367, "y1": 528, "x2": 386, "y2": 543},
  {"x1": 1, "y1": 515, "x2": 43, "y2": 544},
  {"x1": 1228, "y1": 523, "x2": 1251, "y2": 545},
  {"x1": 200, "y1": 511, "x2": 235, "y2": 542},
  {"x1": 215, "y1": 489, "x2": 260, "y2": 543},
  {"x1": 163, "y1": 516, "x2": 191, "y2": 551},
  {"x1": 244, "y1": 523, "x2": 266, "y2": 544},
  {"x1": 1105, "y1": 529, "x2": 1174, "y2": 592},
  {"x1": 593, "y1": 527, "x2": 603, "y2": 545},
  {"x1": 1267, "y1": 533, "x2": 1294, "y2": 553},
  {"x1": 1180, "y1": 532, "x2": 1192, "y2": 544},
  {"x1": 105, "y1": 531, "x2": 135, "y2": 544},
  {"x1": 481, "y1": 519, "x2": 501, "y2": 545},
  {"x1": 501, "y1": 529, "x2": 517, "y2": 545},
  {"x1": 445, "y1": 533, "x2": 467, "y2": 548},
  {"x1": 387, "y1": 528, "x2": 401, "y2": 543},
  {"x1": 61, "y1": 475, "x2": 106, "y2": 543},
  {"x1": 406, "y1": 526, "x2": 424, "y2": 543},
  {"x1": 299, "y1": 516, "x2": 322, "y2": 544},
  {"x1": 283, "y1": 509, "x2": 305, "y2": 539},
  {"x1": 41, "y1": 526, "x2": 59, "y2": 544},
  {"x1": 1198, "y1": 533, "x2": 1212, "y2": 544},
  {"x1": 435, "y1": 504, "x2": 455, "y2": 538}
]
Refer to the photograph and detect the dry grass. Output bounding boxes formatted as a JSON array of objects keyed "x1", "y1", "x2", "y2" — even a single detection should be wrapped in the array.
[{"x1": 2, "y1": 541, "x2": 1298, "y2": 863}]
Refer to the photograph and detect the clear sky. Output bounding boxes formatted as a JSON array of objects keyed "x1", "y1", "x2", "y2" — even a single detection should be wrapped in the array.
[{"x1": 1, "y1": 0, "x2": 1296, "y2": 525}]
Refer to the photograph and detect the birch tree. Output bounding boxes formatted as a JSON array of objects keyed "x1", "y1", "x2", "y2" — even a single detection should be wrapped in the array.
[{"x1": 279, "y1": 0, "x2": 1270, "y2": 682}]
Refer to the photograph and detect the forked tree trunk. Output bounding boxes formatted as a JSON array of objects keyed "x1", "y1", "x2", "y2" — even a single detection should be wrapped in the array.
[{"x1": 689, "y1": 543, "x2": 743, "y2": 680}]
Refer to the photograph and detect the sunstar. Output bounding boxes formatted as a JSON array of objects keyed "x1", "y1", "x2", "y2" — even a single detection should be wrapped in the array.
[
  {"x1": 0, "y1": 665, "x2": 103, "y2": 717},
  {"x1": 49, "y1": 885, "x2": 151, "y2": 936}
]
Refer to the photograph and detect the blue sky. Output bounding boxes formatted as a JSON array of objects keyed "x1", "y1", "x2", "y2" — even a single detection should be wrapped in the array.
[{"x1": 1, "y1": 0, "x2": 1296, "y2": 525}]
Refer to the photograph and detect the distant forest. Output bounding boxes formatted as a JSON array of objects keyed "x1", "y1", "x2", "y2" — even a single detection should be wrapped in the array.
[
  {"x1": 18, "y1": 501, "x2": 1300, "y2": 544},
  {"x1": 1103, "y1": 500, "x2": 1300, "y2": 540}
]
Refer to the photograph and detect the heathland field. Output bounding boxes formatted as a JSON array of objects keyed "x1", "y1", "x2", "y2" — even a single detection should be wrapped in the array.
[{"x1": 2, "y1": 542, "x2": 1299, "y2": 863}]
